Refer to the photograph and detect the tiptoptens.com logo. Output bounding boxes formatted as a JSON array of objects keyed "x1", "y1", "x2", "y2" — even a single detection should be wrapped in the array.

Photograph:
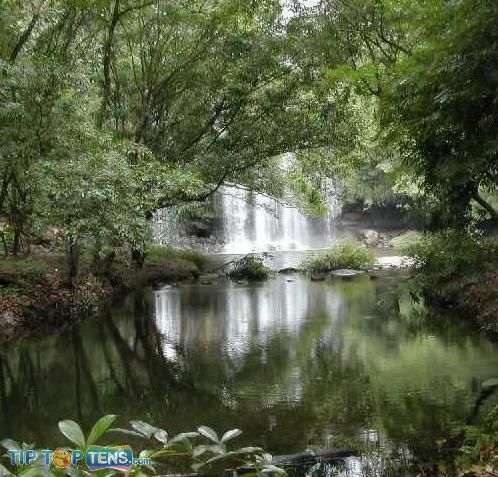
[{"x1": 8, "y1": 445, "x2": 151, "y2": 472}]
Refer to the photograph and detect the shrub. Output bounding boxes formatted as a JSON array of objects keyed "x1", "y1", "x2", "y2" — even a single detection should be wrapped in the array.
[
  {"x1": 302, "y1": 242, "x2": 376, "y2": 273},
  {"x1": 0, "y1": 416, "x2": 285, "y2": 476},
  {"x1": 228, "y1": 255, "x2": 270, "y2": 281},
  {"x1": 405, "y1": 230, "x2": 498, "y2": 308},
  {"x1": 146, "y1": 246, "x2": 210, "y2": 271},
  {"x1": 406, "y1": 230, "x2": 498, "y2": 283}
]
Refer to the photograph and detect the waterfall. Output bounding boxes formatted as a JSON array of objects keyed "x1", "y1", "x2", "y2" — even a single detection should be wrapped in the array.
[
  {"x1": 218, "y1": 185, "x2": 337, "y2": 253},
  {"x1": 154, "y1": 184, "x2": 340, "y2": 253}
]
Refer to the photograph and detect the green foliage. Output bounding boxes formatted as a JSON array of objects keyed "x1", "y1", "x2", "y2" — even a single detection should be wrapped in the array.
[
  {"x1": 406, "y1": 230, "x2": 498, "y2": 298},
  {"x1": 227, "y1": 255, "x2": 271, "y2": 281},
  {"x1": 302, "y1": 242, "x2": 376, "y2": 273},
  {"x1": 457, "y1": 404, "x2": 498, "y2": 473},
  {"x1": 1, "y1": 415, "x2": 117, "y2": 476},
  {"x1": 0, "y1": 0, "x2": 358, "y2": 272},
  {"x1": 0, "y1": 256, "x2": 47, "y2": 288},
  {"x1": 113, "y1": 420, "x2": 285, "y2": 477},
  {"x1": 0, "y1": 416, "x2": 285, "y2": 476},
  {"x1": 407, "y1": 230, "x2": 498, "y2": 280},
  {"x1": 146, "y1": 246, "x2": 210, "y2": 272},
  {"x1": 379, "y1": 0, "x2": 498, "y2": 226}
]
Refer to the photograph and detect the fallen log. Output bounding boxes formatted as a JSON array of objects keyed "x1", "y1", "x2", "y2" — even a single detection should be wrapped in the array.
[
  {"x1": 154, "y1": 448, "x2": 356, "y2": 476},
  {"x1": 272, "y1": 448, "x2": 356, "y2": 466}
]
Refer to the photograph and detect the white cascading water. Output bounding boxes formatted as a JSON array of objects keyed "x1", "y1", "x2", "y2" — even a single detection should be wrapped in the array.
[
  {"x1": 153, "y1": 173, "x2": 341, "y2": 253},
  {"x1": 218, "y1": 185, "x2": 338, "y2": 253}
]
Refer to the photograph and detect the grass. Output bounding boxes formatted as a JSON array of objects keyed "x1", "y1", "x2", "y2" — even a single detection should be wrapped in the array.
[
  {"x1": 302, "y1": 242, "x2": 376, "y2": 274},
  {"x1": 0, "y1": 255, "x2": 49, "y2": 288}
]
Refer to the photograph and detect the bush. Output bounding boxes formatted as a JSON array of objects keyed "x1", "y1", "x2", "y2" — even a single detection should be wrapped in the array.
[
  {"x1": 302, "y1": 242, "x2": 376, "y2": 273},
  {"x1": 146, "y1": 246, "x2": 210, "y2": 271},
  {"x1": 405, "y1": 230, "x2": 498, "y2": 312},
  {"x1": 406, "y1": 230, "x2": 498, "y2": 283},
  {"x1": 0, "y1": 416, "x2": 285, "y2": 477},
  {"x1": 228, "y1": 255, "x2": 270, "y2": 281}
]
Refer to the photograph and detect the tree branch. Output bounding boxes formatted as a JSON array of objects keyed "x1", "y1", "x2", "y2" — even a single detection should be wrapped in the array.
[
  {"x1": 472, "y1": 192, "x2": 498, "y2": 220},
  {"x1": 9, "y1": 4, "x2": 43, "y2": 63}
]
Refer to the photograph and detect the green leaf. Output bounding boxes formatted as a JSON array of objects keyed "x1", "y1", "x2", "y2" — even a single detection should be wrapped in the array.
[
  {"x1": 169, "y1": 432, "x2": 199, "y2": 443},
  {"x1": 87, "y1": 415, "x2": 117, "y2": 446},
  {"x1": 58, "y1": 420, "x2": 86, "y2": 449},
  {"x1": 261, "y1": 464, "x2": 287, "y2": 475},
  {"x1": 197, "y1": 426, "x2": 219, "y2": 443},
  {"x1": 150, "y1": 449, "x2": 187, "y2": 459},
  {"x1": 193, "y1": 445, "x2": 208, "y2": 458},
  {"x1": 221, "y1": 429, "x2": 242, "y2": 443},
  {"x1": 130, "y1": 421, "x2": 161, "y2": 439},
  {"x1": 18, "y1": 467, "x2": 52, "y2": 477},
  {"x1": 0, "y1": 463, "x2": 12, "y2": 476},
  {"x1": 153, "y1": 430, "x2": 168, "y2": 445},
  {"x1": 0, "y1": 439, "x2": 20, "y2": 452},
  {"x1": 233, "y1": 446, "x2": 263, "y2": 455},
  {"x1": 109, "y1": 428, "x2": 144, "y2": 439}
]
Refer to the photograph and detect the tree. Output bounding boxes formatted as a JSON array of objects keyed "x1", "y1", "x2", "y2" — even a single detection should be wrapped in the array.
[{"x1": 380, "y1": 0, "x2": 498, "y2": 226}]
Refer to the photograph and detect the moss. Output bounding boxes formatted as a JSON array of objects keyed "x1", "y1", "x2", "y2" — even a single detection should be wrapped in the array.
[{"x1": 302, "y1": 242, "x2": 376, "y2": 274}]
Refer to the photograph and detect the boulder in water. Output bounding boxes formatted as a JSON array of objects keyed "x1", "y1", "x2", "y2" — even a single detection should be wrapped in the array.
[
  {"x1": 330, "y1": 269, "x2": 365, "y2": 279},
  {"x1": 279, "y1": 267, "x2": 299, "y2": 274},
  {"x1": 199, "y1": 273, "x2": 219, "y2": 285}
]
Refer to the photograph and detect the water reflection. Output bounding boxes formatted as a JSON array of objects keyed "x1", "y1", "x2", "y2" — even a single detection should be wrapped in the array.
[{"x1": 1, "y1": 274, "x2": 498, "y2": 476}]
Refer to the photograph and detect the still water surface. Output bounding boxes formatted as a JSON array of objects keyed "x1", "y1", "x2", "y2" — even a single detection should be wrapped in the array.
[{"x1": 1, "y1": 273, "x2": 498, "y2": 475}]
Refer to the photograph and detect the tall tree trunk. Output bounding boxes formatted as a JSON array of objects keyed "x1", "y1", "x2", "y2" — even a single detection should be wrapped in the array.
[
  {"x1": 97, "y1": 0, "x2": 120, "y2": 128},
  {"x1": 11, "y1": 229, "x2": 21, "y2": 257},
  {"x1": 68, "y1": 239, "x2": 81, "y2": 288}
]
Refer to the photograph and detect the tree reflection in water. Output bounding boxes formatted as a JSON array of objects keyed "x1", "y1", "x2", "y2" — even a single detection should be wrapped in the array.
[{"x1": 1, "y1": 274, "x2": 498, "y2": 476}]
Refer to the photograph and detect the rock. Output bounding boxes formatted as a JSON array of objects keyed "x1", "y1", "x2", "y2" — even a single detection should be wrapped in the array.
[
  {"x1": 199, "y1": 273, "x2": 219, "y2": 281},
  {"x1": 482, "y1": 378, "x2": 498, "y2": 391},
  {"x1": 330, "y1": 269, "x2": 365, "y2": 279},
  {"x1": 286, "y1": 279, "x2": 295, "y2": 282},
  {"x1": 198, "y1": 273, "x2": 219, "y2": 285},
  {"x1": 359, "y1": 229, "x2": 380, "y2": 246},
  {"x1": 376, "y1": 256, "x2": 415, "y2": 268},
  {"x1": 278, "y1": 267, "x2": 299, "y2": 274}
]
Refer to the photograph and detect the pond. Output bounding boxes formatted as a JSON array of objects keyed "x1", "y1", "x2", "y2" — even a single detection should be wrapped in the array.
[{"x1": 1, "y1": 272, "x2": 498, "y2": 475}]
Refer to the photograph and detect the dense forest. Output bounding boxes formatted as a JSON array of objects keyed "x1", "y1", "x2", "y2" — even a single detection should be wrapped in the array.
[
  {"x1": 1, "y1": 1, "x2": 498, "y2": 476},
  {"x1": 1, "y1": 0, "x2": 496, "y2": 266}
]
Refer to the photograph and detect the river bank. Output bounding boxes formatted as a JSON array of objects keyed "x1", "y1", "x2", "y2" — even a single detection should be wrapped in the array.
[
  {"x1": 0, "y1": 247, "x2": 206, "y2": 338},
  {"x1": 426, "y1": 269, "x2": 498, "y2": 336}
]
